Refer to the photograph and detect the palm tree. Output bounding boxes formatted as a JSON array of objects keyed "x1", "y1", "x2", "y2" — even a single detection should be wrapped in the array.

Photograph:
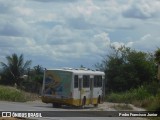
[
  {"x1": 155, "y1": 48, "x2": 160, "y2": 80},
  {"x1": 0, "y1": 53, "x2": 31, "y2": 86}
]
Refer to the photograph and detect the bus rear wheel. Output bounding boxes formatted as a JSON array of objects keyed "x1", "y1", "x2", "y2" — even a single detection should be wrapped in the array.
[
  {"x1": 82, "y1": 97, "x2": 86, "y2": 108},
  {"x1": 98, "y1": 95, "x2": 101, "y2": 104},
  {"x1": 52, "y1": 103, "x2": 61, "y2": 108}
]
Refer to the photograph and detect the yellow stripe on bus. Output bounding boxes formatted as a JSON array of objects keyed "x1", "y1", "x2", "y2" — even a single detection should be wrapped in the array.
[{"x1": 41, "y1": 96, "x2": 101, "y2": 106}]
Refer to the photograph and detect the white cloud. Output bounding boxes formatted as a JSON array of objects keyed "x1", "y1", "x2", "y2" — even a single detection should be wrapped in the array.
[
  {"x1": 111, "y1": 42, "x2": 125, "y2": 49},
  {"x1": 0, "y1": 0, "x2": 160, "y2": 68},
  {"x1": 129, "y1": 34, "x2": 160, "y2": 51},
  {"x1": 93, "y1": 32, "x2": 110, "y2": 49},
  {"x1": 112, "y1": 34, "x2": 160, "y2": 52},
  {"x1": 77, "y1": 0, "x2": 100, "y2": 16},
  {"x1": 13, "y1": 6, "x2": 34, "y2": 16},
  {"x1": 122, "y1": 0, "x2": 160, "y2": 19}
]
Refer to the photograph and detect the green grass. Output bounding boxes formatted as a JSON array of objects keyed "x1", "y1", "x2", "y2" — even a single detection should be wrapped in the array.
[
  {"x1": 106, "y1": 86, "x2": 160, "y2": 111},
  {"x1": 0, "y1": 85, "x2": 39, "y2": 102},
  {"x1": 106, "y1": 86, "x2": 151, "y2": 103}
]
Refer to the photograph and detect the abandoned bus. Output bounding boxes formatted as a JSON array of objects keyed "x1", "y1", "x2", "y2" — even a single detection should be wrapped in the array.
[{"x1": 41, "y1": 68, "x2": 105, "y2": 107}]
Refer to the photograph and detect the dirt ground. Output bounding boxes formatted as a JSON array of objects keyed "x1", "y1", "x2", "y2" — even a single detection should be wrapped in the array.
[{"x1": 96, "y1": 102, "x2": 146, "y2": 111}]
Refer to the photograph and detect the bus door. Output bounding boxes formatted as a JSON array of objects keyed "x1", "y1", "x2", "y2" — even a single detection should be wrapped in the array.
[
  {"x1": 89, "y1": 75, "x2": 94, "y2": 104},
  {"x1": 73, "y1": 75, "x2": 82, "y2": 106},
  {"x1": 82, "y1": 75, "x2": 90, "y2": 105}
]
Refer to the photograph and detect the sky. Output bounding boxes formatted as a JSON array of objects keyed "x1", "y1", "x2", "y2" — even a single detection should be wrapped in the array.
[{"x1": 0, "y1": 0, "x2": 160, "y2": 69}]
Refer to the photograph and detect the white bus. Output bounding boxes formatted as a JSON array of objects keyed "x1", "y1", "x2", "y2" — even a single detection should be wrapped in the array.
[{"x1": 41, "y1": 68, "x2": 105, "y2": 107}]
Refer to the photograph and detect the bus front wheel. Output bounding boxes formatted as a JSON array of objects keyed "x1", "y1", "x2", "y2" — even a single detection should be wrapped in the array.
[
  {"x1": 94, "y1": 96, "x2": 101, "y2": 107},
  {"x1": 98, "y1": 95, "x2": 101, "y2": 104}
]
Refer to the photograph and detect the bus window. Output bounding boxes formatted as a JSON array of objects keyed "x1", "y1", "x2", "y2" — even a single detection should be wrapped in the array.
[
  {"x1": 97, "y1": 76, "x2": 102, "y2": 87},
  {"x1": 74, "y1": 75, "x2": 78, "y2": 88},
  {"x1": 94, "y1": 76, "x2": 102, "y2": 87},
  {"x1": 83, "y1": 75, "x2": 90, "y2": 88}
]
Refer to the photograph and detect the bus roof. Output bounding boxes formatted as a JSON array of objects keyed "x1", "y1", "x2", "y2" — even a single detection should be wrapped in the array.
[{"x1": 46, "y1": 68, "x2": 105, "y2": 76}]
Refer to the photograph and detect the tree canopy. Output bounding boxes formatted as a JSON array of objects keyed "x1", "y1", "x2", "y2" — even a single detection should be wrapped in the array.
[
  {"x1": 154, "y1": 48, "x2": 160, "y2": 80},
  {"x1": 96, "y1": 46, "x2": 157, "y2": 92},
  {"x1": 154, "y1": 48, "x2": 160, "y2": 64}
]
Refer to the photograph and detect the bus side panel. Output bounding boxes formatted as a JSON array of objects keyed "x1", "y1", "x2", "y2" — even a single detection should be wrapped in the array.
[
  {"x1": 43, "y1": 70, "x2": 72, "y2": 99},
  {"x1": 60, "y1": 71, "x2": 72, "y2": 97}
]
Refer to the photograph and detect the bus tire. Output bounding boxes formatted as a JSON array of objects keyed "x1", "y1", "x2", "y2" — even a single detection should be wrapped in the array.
[
  {"x1": 98, "y1": 95, "x2": 101, "y2": 104},
  {"x1": 94, "y1": 96, "x2": 101, "y2": 107},
  {"x1": 52, "y1": 103, "x2": 61, "y2": 108},
  {"x1": 94, "y1": 104, "x2": 98, "y2": 107},
  {"x1": 82, "y1": 97, "x2": 86, "y2": 108}
]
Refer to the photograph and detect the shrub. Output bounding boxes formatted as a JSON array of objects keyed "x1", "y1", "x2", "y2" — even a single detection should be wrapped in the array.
[
  {"x1": 107, "y1": 86, "x2": 151, "y2": 103},
  {"x1": 0, "y1": 85, "x2": 39, "y2": 102},
  {"x1": 130, "y1": 86, "x2": 150, "y2": 100},
  {"x1": 147, "y1": 93, "x2": 160, "y2": 111}
]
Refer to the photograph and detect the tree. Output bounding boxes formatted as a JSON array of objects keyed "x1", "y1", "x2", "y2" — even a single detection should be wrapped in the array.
[
  {"x1": 33, "y1": 65, "x2": 43, "y2": 75},
  {"x1": 0, "y1": 53, "x2": 31, "y2": 86},
  {"x1": 96, "y1": 46, "x2": 157, "y2": 92},
  {"x1": 154, "y1": 48, "x2": 160, "y2": 80},
  {"x1": 32, "y1": 65, "x2": 44, "y2": 86},
  {"x1": 21, "y1": 65, "x2": 44, "y2": 93}
]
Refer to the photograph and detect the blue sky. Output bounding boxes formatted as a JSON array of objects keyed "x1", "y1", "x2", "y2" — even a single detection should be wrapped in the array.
[{"x1": 0, "y1": 0, "x2": 160, "y2": 69}]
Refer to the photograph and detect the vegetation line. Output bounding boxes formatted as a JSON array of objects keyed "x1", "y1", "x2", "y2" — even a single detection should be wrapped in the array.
[{"x1": 0, "y1": 46, "x2": 160, "y2": 112}]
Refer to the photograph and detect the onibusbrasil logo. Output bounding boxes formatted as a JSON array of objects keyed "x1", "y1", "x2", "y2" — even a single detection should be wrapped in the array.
[{"x1": 1, "y1": 112, "x2": 42, "y2": 118}]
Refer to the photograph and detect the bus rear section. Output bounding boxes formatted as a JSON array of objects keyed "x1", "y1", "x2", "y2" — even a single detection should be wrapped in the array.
[
  {"x1": 41, "y1": 69, "x2": 73, "y2": 107},
  {"x1": 72, "y1": 72, "x2": 105, "y2": 107}
]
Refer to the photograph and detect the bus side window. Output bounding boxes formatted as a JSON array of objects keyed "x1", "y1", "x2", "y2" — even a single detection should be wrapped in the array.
[
  {"x1": 94, "y1": 76, "x2": 102, "y2": 87},
  {"x1": 83, "y1": 75, "x2": 90, "y2": 88},
  {"x1": 97, "y1": 76, "x2": 102, "y2": 87},
  {"x1": 74, "y1": 75, "x2": 78, "y2": 88}
]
